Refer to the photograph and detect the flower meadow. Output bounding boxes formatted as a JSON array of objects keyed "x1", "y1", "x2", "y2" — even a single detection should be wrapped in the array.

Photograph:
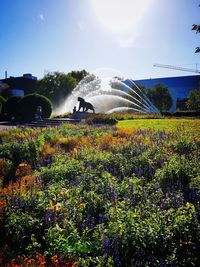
[{"x1": 0, "y1": 120, "x2": 200, "y2": 266}]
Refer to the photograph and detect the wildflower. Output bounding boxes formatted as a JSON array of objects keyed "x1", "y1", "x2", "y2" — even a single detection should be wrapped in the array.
[
  {"x1": 51, "y1": 255, "x2": 58, "y2": 263},
  {"x1": 103, "y1": 236, "x2": 111, "y2": 251},
  {"x1": 19, "y1": 163, "x2": 27, "y2": 167},
  {"x1": 185, "y1": 202, "x2": 192, "y2": 209},
  {"x1": 36, "y1": 253, "x2": 46, "y2": 265}
]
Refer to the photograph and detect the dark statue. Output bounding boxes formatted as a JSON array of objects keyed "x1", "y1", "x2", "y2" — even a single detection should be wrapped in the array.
[{"x1": 77, "y1": 97, "x2": 95, "y2": 113}]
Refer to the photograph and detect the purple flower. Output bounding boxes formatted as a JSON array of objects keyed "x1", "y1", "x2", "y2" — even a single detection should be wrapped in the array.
[
  {"x1": 103, "y1": 236, "x2": 111, "y2": 251},
  {"x1": 114, "y1": 257, "x2": 122, "y2": 267}
]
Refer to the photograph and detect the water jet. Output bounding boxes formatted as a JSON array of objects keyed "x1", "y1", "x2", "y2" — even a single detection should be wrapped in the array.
[{"x1": 56, "y1": 71, "x2": 160, "y2": 116}]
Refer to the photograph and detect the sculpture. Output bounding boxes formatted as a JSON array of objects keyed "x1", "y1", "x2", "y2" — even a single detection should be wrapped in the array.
[{"x1": 77, "y1": 97, "x2": 95, "y2": 113}]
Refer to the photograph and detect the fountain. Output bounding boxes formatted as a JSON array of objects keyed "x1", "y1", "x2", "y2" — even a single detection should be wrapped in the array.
[{"x1": 56, "y1": 69, "x2": 160, "y2": 115}]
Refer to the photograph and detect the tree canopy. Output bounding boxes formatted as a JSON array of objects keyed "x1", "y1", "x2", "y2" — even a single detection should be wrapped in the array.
[
  {"x1": 192, "y1": 4, "x2": 200, "y2": 53},
  {"x1": 36, "y1": 70, "x2": 89, "y2": 108},
  {"x1": 186, "y1": 89, "x2": 200, "y2": 110},
  {"x1": 146, "y1": 84, "x2": 173, "y2": 112},
  {"x1": 0, "y1": 96, "x2": 6, "y2": 115},
  {"x1": 0, "y1": 83, "x2": 12, "y2": 99},
  {"x1": 68, "y1": 70, "x2": 89, "y2": 83},
  {"x1": 36, "y1": 72, "x2": 77, "y2": 108}
]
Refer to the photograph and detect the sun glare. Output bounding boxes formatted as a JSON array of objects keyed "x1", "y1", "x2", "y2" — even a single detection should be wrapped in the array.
[{"x1": 91, "y1": 0, "x2": 152, "y2": 33}]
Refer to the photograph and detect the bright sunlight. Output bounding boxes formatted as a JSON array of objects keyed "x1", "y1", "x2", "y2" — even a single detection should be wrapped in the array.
[{"x1": 91, "y1": 0, "x2": 152, "y2": 33}]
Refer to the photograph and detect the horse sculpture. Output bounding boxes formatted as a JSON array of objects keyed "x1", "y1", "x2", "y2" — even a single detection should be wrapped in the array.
[{"x1": 77, "y1": 97, "x2": 95, "y2": 113}]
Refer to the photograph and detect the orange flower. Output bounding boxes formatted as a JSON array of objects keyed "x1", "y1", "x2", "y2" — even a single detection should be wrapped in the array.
[
  {"x1": 51, "y1": 255, "x2": 58, "y2": 263},
  {"x1": 2, "y1": 188, "x2": 8, "y2": 193},
  {"x1": 26, "y1": 258, "x2": 36, "y2": 264},
  {"x1": 36, "y1": 253, "x2": 46, "y2": 265}
]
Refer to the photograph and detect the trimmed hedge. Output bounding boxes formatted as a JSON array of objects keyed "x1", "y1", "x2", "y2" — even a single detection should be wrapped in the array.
[
  {"x1": 5, "y1": 96, "x2": 23, "y2": 120},
  {"x1": 173, "y1": 111, "x2": 200, "y2": 117},
  {"x1": 85, "y1": 114, "x2": 117, "y2": 125},
  {"x1": 0, "y1": 96, "x2": 6, "y2": 121},
  {"x1": 0, "y1": 96, "x2": 6, "y2": 114},
  {"x1": 18, "y1": 93, "x2": 52, "y2": 121}
]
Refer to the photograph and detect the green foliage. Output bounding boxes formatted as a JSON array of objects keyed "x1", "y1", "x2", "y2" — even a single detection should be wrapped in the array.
[
  {"x1": 192, "y1": 4, "x2": 200, "y2": 53},
  {"x1": 39, "y1": 157, "x2": 84, "y2": 185},
  {"x1": 68, "y1": 70, "x2": 89, "y2": 83},
  {"x1": 156, "y1": 155, "x2": 198, "y2": 191},
  {"x1": 0, "y1": 83, "x2": 12, "y2": 99},
  {"x1": 5, "y1": 96, "x2": 23, "y2": 120},
  {"x1": 18, "y1": 93, "x2": 52, "y2": 121},
  {"x1": 4, "y1": 210, "x2": 40, "y2": 251},
  {"x1": 45, "y1": 222, "x2": 97, "y2": 256},
  {"x1": 36, "y1": 71, "x2": 77, "y2": 108},
  {"x1": 0, "y1": 158, "x2": 14, "y2": 187},
  {"x1": 0, "y1": 138, "x2": 44, "y2": 170},
  {"x1": 189, "y1": 177, "x2": 200, "y2": 194},
  {"x1": 147, "y1": 83, "x2": 173, "y2": 112},
  {"x1": 0, "y1": 95, "x2": 6, "y2": 115},
  {"x1": 0, "y1": 122, "x2": 200, "y2": 266},
  {"x1": 169, "y1": 136, "x2": 197, "y2": 155},
  {"x1": 186, "y1": 89, "x2": 200, "y2": 110},
  {"x1": 85, "y1": 115, "x2": 117, "y2": 125}
]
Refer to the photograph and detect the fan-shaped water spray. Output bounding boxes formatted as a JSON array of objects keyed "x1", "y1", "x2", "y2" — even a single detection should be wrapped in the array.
[{"x1": 56, "y1": 72, "x2": 160, "y2": 115}]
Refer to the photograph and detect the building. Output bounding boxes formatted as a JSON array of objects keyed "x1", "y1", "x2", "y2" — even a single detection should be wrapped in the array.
[
  {"x1": 0, "y1": 73, "x2": 37, "y2": 96},
  {"x1": 124, "y1": 75, "x2": 200, "y2": 112}
]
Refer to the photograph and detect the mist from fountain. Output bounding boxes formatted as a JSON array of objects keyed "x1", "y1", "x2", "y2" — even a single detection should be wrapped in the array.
[{"x1": 55, "y1": 72, "x2": 160, "y2": 115}]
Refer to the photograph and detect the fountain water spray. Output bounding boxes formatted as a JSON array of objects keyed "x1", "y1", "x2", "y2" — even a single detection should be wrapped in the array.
[{"x1": 56, "y1": 71, "x2": 160, "y2": 115}]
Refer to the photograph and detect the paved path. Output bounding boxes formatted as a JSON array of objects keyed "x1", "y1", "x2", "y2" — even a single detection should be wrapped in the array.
[
  {"x1": 0, "y1": 122, "x2": 17, "y2": 130},
  {"x1": 0, "y1": 118, "x2": 80, "y2": 130}
]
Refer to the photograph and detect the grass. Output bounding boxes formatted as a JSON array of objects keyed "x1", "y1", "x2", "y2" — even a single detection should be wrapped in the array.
[{"x1": 117, "y1": 118, "x2": 200, "y2": 139}]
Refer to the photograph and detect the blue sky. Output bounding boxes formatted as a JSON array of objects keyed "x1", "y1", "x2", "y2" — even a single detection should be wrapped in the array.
[{"x1": 0, "y1": 0, "x2": 199, "y2": 80}]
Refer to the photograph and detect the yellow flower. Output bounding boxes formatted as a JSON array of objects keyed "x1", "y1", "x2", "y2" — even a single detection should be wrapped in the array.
[
  {"x1": 49, "y1": 200, "x2": 54, "y2": 208},
  {"x1": 185, "y1": 202, "x2": 192, "y2": 209},
  {"x1": 19, "y1": 163, "x2": 27, "y2": 167}
]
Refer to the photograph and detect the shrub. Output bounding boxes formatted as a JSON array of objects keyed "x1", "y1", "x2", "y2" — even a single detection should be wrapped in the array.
[
  {"x1": 168, "y1": 136, "x2": 197, "y2": 155},
  {"x1": 15, "y1": 162, "x2": 33, "y2": 178},
  {"x1": 0, "y1": 96, "x2": 6, "y2": 120},
  {"x1": 189, "y1": 177, "x2": 200, "y2": 203},
  {"x1": 0, "y1": 96, "x2": 6, "y2": 112},
  {"x1": 0, "y1": 158, "x2": 14, "y2": 186},
  {"x1": 56, "y1": 136, "x2": 80, "y2": 152},
  {"x1": 85, "y1": 114, "x2": 117, "y2": 125},
  {"x1": 4, "y1": 96, "x2": 23, "y2": 120},
  {"x1": 38, "y1": 157, "x2": 84, "y2": 184},
  {"x1": 4, "y1": 210, "x2": 40, "y2": 251},
  {"x1": 18, "y1": 93, "x2": 52, "y2": 121},
  {"x1": 0, "y1": 138, "x2": 44, "y2": 170},
  {"x1": 156, "y1": 156, "x2": 197, "y2": 191}
]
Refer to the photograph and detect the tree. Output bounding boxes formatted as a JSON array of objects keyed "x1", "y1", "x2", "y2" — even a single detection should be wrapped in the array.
[
  {"x1": 0, "y1": 83, "x2": 12, "y2": 99},
  {"x1": 68, "y1": 70, "x2": 89, "y2": 83},
  {"x1": 0, "y1": 96, "x2": 6, "y2": 115},
  {"x1": 36, "y1": 72, "x2": 77, "y2": 108},
  {"x1": 186, "y1": 89, "x2": 200, "y2": 110},
  {"x1": 18, "y1": 94, "x2": 52, "y2": 121},
  {"x1": 5, "y1": 96, "x2": 23, "y2": 120},
  {"x1": 147, "y1": 84, "x2": 173, "y2": 112},
  {"x1": 192, "y1": 4, "x2": 200, "y2": 53}
]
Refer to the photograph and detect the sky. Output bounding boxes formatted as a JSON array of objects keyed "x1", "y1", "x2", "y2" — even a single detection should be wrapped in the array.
[{"x1": 0, "y1": 0, "x2": 200, "y2": 80}]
